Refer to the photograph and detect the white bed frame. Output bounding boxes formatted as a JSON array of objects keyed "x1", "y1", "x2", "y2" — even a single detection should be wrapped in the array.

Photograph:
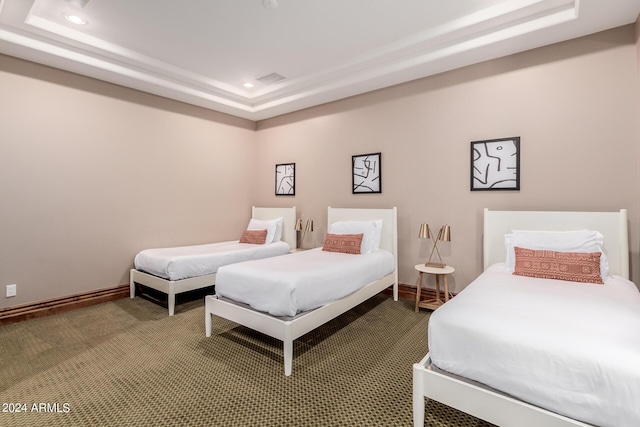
[
  {"x1": 205, "y1": 207, "x2": 398, "y2": 376},
  {"x1": 413, "y1": 208, "x2": 629, "y2": 427},
  {"x1": 130, "y1": 206, "x2": 297, "y2": 316}
]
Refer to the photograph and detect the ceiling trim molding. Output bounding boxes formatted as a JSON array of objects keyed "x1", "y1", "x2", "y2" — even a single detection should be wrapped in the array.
[{"x1": 1, "y1": 0, "x2": 638, "y2": 121}]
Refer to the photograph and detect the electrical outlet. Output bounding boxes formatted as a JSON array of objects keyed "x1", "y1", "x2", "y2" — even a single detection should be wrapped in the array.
[{"x1": 6, "y1": 284, "x2": 16, "y2": 298}]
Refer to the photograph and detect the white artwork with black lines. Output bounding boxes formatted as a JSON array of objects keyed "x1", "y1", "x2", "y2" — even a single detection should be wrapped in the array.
[{"x1": 471, "y1": 138, "x2": 520, "y2": 191}]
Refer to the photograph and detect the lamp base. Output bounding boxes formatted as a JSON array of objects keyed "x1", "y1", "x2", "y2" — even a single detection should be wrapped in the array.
[{"x1": 425, "y1": 262, "x2": 446, "y2": 268}]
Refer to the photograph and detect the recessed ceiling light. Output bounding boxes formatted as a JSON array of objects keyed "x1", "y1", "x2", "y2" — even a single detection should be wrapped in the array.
[
  {"x1": 243, "y1": 82, "x2": 254, "y2": 88},
  {"x1": 64, "y1": 14, "x2": 88, "y2": 25}
]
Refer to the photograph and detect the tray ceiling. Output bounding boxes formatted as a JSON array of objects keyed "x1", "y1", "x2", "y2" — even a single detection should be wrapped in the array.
[{"x1": 1, "y1": 0, "x2": 639, "y2": 121}]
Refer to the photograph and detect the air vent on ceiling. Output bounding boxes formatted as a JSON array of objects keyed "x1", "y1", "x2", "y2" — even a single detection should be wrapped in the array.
[
  {"x1": 64, "y1": 0, "x2": 90, "y2": 8},
  {"x1": 257, "y1": 73, "x2": 286, "y2": 85}
]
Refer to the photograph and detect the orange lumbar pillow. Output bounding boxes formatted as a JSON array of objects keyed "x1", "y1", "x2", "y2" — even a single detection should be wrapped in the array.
[
  {"x1": 240, "y1": 229, "x2": 268, "y2": 245},
  {"x1": 512, "y1": 246, "x2": 603, "y2": 284},
  {"x1": 322, "y1": 233, "x2": 364, "y2": 255}
]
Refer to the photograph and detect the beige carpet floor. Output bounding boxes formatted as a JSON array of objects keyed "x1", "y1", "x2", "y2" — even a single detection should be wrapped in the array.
[{"x1": 0, "y1": 292, "x2": 493, "y2": 426}]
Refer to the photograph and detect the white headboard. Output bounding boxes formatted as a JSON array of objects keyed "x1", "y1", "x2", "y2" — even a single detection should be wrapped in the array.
[
  {"x1": 483, "y1": 208, "x2": 629, "y2": 279},
  {"x1": 252, "y1": 206, "x2": 297, "y2": 250},
  {"x1": 327, "y1": 207, "x2": 398, "y2": 285}
]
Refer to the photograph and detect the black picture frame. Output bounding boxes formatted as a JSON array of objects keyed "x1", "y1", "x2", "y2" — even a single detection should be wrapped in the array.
[
  {"x1": 275, "y1": 163, "x2": 295, "y2": 196},
  {"x1": 470, "y1": 137, "x2": 520, "y2": 191},
  {"x1": 352, "y1": 152, "x2": 381, "y2": 194}
]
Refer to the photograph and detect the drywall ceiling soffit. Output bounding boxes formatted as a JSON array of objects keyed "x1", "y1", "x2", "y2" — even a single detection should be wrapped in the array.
[{"x1": 0, "y1": 0, "x2": 639, "y2": 121}]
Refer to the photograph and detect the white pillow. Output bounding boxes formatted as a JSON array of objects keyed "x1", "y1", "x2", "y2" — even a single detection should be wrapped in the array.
[
  {"x1": 247, "y1": 218, "x2": 279, "y2": 244},
  {"x1": 371, "y1": 219, "x2": 383, "y2": 251},
  {"x1": 329, "y1": 220, "x2": 382, "y2": 254},
  {"x1": 504, "y1": 230, "x2": 609, "y2": 280},
  {"x1": 272, "y1": 217, "x2": 284, "y2": 243}
]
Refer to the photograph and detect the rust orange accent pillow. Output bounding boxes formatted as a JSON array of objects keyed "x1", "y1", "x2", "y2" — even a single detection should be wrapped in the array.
[
  {"x1": 513, "y1": 246, "x2": 603, "y2": 284},
  {"x1": 322, "y1": 233, "x2": 364, "y2": 255},
  {"x1": 239, "y1": 229, "x2": 268, "y2": 245}
]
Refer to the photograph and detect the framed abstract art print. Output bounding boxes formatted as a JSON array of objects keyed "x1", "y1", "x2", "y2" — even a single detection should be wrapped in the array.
[
  {"x1": 470, "y1": 137, "x2": 520, "y2": 191},
  {"x1": 352, "y1": 152, "x2": 381, "y2": 194},
  {"x1": 275, "y1": 163, "x2": 295, "y2": 196}
]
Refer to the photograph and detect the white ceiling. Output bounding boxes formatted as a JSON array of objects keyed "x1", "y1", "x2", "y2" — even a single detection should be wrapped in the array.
[{"x1": 1, "y1": 0, "x2": 639, "y2": 121}]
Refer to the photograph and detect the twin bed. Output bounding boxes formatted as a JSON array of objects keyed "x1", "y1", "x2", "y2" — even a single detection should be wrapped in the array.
[
  {"x1": 206, "y1": 207, "x2": 398, "y2": 376},
  {"x1": 413, "y1": 209, "x2": 640, "y2": 427},
  {"x1": 130, "y1": 207, "x2": 297, "y2": 316},
  {"x1": 131, "y1": 205, "x2": 399, "y2": 377}
]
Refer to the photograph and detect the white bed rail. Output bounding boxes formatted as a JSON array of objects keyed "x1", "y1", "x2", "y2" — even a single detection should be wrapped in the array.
[{"x1": 413, "y1": 354, "x2": 593, "y2": 427}]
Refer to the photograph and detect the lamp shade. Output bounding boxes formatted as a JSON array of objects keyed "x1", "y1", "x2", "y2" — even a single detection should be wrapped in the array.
[
  {"x1": 295, "y1": 219, "x2": 303, "y2": 231},
  {"x1": 418, "y1": 223, "x2": 431, "y2": 239},
  {"x1": 439, "y1": 225, "x2": 451, "y2": 242},
  {"x1": 305, "y1": 219, "x2": 314, "y2": 232}
]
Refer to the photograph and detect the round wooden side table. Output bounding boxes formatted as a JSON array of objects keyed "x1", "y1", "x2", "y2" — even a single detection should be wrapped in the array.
[{"x1": 414, "y1": 264, "x2": 455, "y2": 312}]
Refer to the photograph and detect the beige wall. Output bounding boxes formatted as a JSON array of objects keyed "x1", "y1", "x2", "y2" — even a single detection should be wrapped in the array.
[
  {"x1": 0, "y1": 54, "x2": 257, "y2": 308},
  {"x1": 1, "y1": 24, "x2": 639, "y2": 309},
  {"x1": 255, "y1": 25, "x2": 640, "y2": 291}
]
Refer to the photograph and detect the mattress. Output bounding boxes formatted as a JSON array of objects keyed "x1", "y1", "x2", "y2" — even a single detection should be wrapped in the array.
[
  {"x1": 428, "y1": 263, "x2": 640, "y2": 427},
  {"x1": 214, "y1": 248, "x2": 395, "y2": 316},
  {"x1": 133, "y1": 241, "x2": 290, "y2": 281}
]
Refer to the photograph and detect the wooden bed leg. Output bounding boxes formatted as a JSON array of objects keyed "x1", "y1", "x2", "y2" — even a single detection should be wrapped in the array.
[
  {"x1": 129, "y1": 270, "x2": 135, "y2": 298},
  {"x1": 413, "y1": 363, "x2": 425, "y2": 427},
  {"x1": 284, "y1": 341, "x2": 293, "y2": 376},
  {"x1": 168, "y1": 289, "x2": 175, "y2": 317},
  {"x1": 284, "y1": 328, "x2": 293, "y2": 376},
  {"x1": 205, "y1": 297, "x2": 212, "y2": 337},
  {"x1": 205, "y1": 314, "x2": 212, "y2": 337}
]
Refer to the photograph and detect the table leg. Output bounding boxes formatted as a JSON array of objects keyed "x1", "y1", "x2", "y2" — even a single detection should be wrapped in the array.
[
  {"x1": 415, "y1": 272, "x2": 423, "y2": 312},
  {"x1": 444, "y1": 274, "x2": 449, "y2": 302},
  {"x1": 435, "y1": 274, "x2": 441, "y2": 302}
]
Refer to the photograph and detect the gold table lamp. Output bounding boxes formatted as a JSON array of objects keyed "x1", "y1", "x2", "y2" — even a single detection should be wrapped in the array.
[
  {"x1": 296, "y1": 219, "x2": 314, "y2": 249},
  {"x1": 419, "y1": 223, "x2": 451, "y2": 268}
]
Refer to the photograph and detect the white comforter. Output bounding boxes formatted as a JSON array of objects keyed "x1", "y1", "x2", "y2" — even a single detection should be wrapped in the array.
[
  {"x1": 429, "y1": 263, "x2": 640, "y2": 427},
  {"x1": 134, "y1": 241, "x2": 290, "y2": 281},
  {"x1": 215, "y1": 248, "x2": 395, "y2": 316}
]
